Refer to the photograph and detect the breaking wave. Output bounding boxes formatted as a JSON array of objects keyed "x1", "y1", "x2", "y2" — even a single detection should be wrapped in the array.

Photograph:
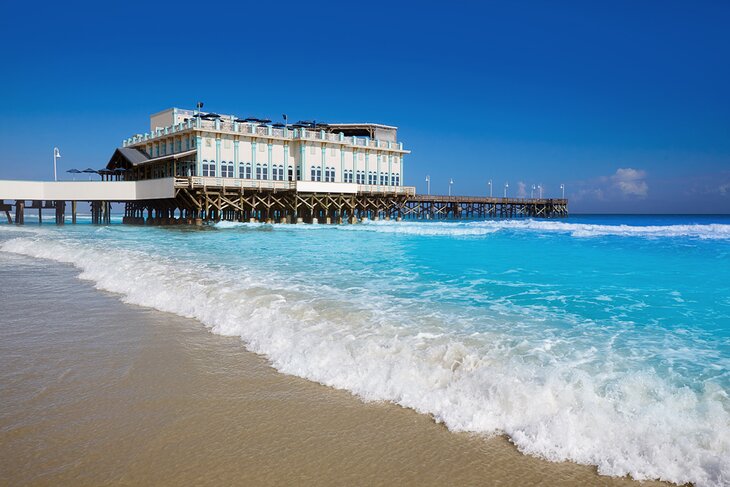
[
  {"x1": 1, "y1": 230, "x2": 728, "y2": 487},
  {"x1": 213, "y1": 218, "x2": 730, "y2": 239}
]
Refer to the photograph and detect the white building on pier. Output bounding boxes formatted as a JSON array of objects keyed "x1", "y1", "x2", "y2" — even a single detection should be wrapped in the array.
[{"x1": 109, "y1": 108, "x2": 412, "y2": 195}]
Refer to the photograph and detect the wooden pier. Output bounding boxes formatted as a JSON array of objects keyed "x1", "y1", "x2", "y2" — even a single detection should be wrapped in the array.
[
  {"x1": 1, "y1": 177, "x2": 567, "y2": 226},
  {"x1": 121, "y1": 178, "x2": 568, "y2": 225}
]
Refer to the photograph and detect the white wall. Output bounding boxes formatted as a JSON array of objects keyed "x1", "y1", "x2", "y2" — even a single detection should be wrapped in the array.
[{"x1": 0, "y1": 178, "x2": 175, "y2": 201}]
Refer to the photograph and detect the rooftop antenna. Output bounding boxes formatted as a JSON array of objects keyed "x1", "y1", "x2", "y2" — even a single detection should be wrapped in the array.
[{"x1": 196, "y1": 101, "x2": 204, "y2": 115}]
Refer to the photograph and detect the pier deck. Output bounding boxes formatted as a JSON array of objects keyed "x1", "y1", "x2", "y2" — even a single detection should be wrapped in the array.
[{"x1": 1, "y1": 177, "x2": 567, "y2": 225}]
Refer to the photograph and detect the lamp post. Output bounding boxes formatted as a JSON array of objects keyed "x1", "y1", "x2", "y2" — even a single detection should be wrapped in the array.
[
  {"x1": 560, "y1": 183, "x2": 565, "y2": 199},
  {"x1": 488, "y1": 179, "x2": 492, "y2": 197},
  {"x1": 538, "y1": 184, "x2": 543, "y2": 199},
  {"x1": 504, "y1": 182, "x2": 509, "y2": 198},
  {"x1": 53, "y1": 147, "x2": 61, "y2": 181},
  {"x1": 448, "y1": 178, "x2": 454, "y2": 197},
  {"x1": 531, "y1": 184, "x2": 535, "y2": 199},
  {"x1": 425, "y1": 175, "x2": 430, "y2": 195}
]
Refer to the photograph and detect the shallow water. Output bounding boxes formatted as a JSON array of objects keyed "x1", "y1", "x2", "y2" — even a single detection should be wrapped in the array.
[{"x1": 1, "y1": 215, "x2": 728, "y2": 486}]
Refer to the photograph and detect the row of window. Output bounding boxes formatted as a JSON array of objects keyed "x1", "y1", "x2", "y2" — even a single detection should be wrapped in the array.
[
  {"x1": 199, "y1": 160, "x2": 399, "y2": 184},
  {"x1": 311, "y1": 166, "x2": 336, "y2": 182}
]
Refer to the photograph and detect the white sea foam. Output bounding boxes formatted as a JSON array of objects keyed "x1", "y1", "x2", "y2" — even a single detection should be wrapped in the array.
[
  {"x1": 337, "y1": 219, "x2": 730, "y2": 240},
  {"x1": 212, "y1": 218, "x2": 730, "y2": 239},
  {"x1": 1, "y1": 233, "x2": 729, "y2": 487}
]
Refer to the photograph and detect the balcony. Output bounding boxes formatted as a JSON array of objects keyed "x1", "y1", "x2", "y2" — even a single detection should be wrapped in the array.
[{"x1": 125, "y1": 119, "x2": 406, "y2": 152}]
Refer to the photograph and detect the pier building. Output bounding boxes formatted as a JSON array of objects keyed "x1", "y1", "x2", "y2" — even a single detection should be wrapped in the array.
[{"x1": 114, "y1": 108, "x2": 410, "y2": 192}]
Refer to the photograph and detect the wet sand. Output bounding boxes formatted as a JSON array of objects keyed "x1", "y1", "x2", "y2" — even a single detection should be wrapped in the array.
[{"x1": 0, "y1": 253, "x2": 672, "y2": 486}]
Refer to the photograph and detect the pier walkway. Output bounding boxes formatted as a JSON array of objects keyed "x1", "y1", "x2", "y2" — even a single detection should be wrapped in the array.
[{"x1": 0, "y1": 177, "x2": 567, "y2": 225}]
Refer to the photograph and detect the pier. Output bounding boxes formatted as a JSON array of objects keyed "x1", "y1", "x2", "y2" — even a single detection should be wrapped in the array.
[{"x1": 1, "y1": 177, "x2": 567, "y2": 225}]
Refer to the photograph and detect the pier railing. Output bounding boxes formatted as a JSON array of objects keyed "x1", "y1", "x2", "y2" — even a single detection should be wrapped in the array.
[
  {"x1": 174, "y1": 177, "x2": 416, "y2": 196},
  {"x1": 410, "y1": 195, "x2": 568, "y2": 205}
]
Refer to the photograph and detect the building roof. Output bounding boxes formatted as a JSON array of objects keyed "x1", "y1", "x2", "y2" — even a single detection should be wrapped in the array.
[
  {"x1": 106, "y1": 147, "x2": 197, "y2": 170},
  {"x1": 107, "y1": 147, "x2": 150, "y2": 169},
  {"x1": 326, "y1": 122, "x2": 398, "y2": 130}
]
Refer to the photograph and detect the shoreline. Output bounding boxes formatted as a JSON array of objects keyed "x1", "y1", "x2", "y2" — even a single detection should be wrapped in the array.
[{"x1": 0, "y1": 251, "x2": 675, "y2": 486}]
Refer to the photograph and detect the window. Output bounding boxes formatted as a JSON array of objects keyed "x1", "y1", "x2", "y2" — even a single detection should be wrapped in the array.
[
  {"x1": 277, "y1": 165, "x2": 285, "y2": 180},
  {"x1": 380, "y1": 174, "x2": 388, "y2": 185},
  {"x1": 310, "y1": 166, "x2": 322, "y2": 182},
  {"x1": 356, "y1": 171, "x2": 365, "y2": 184},
  {"x1": 256, "y1": 163, "x2": 263, "y2": 180},
  {"x1": 368, "y1": 171, "x2": 376, "y2": 185},
  {"x1": 202, "y1": 160, "x2": 216, "y2": 177},
  {"x1": 222, "y1": 161, "x2": 234, "y2": 178},
  {"x1": 239, "y1": 162, "x2": 252, "y2": 179},
  {"x1": 343, "y1": 170, "x2": 353, "y2": 183},
  {"x1": 324, "y1": 167, "x2": 335, "y2": 182}
]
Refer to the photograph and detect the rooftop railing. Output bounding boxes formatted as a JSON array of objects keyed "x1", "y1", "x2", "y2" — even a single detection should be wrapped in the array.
[{"x1": 123, "y1": 119, "x2": 404, "y2": 151}]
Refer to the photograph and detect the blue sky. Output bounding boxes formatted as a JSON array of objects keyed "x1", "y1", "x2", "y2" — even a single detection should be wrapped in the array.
[{"x1": 1, "y1": 1, "x2": 728, "y2": 213}]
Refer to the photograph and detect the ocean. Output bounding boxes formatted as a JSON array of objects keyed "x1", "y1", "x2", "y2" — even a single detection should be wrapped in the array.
[{"x1": 1, "y1": 214, "x2": 728, "y2": 486}]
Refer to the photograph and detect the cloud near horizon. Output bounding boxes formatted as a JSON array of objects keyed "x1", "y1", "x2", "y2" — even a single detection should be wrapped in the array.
[
  {"x1": 573, "y1": 167, "x2": 649, "y2": 203},
  {"x1": 611, "y1": 168, "x2": 648, "y2": 198}
]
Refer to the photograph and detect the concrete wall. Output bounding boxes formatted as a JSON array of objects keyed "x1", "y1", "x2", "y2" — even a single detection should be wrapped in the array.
[
  {"x1": 0, "y1": 178, "x2": 175, "y2": 201},
  {"x1": 150, "y1": 109, "x2": 175, "y2": 132},
  {"x1": 295, "y1": 181, "x2": 358, "y2": 194}
]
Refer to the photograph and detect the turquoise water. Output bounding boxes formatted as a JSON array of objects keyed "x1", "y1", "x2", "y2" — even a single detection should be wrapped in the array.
[{"x1": 1, "y1": 215, "x2": 729, "y2": 486}]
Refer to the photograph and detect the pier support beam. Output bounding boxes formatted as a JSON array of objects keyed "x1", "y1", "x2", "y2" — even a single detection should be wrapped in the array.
[
  {"x1": 55, "y1": 201, "x2": 65, "y2": 225},
  {"x1": 14, "y1": 200, "x2": 24, "y2": 224}
]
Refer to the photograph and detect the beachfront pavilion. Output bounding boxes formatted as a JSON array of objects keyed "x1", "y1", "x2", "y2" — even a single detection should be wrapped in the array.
[{"x1": 107, "y1": 108, "x2": 410, "y2": 192}]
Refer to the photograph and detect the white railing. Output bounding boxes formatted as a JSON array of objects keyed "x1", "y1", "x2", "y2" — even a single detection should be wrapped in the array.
[
  {"x1": 184, "y1": 177, "x2": 294, "y2": 191},
  {"x1": 358, "y1": 184, "x2": 415, "y2": 196},
  {"x1": 174, "y1": 177, "x2": 413, "y2": 195},
  {"x1": 125, "y1": 120, "x2": 407, "y2": 152}
]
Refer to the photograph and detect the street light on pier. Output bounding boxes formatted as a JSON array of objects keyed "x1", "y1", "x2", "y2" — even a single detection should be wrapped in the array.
[
  {"x1": 504, "y1": 182, "x2": 509, "y2": 198},
  {"x1": 538, "y1": 184, "x2": 543, "y2": 199},
  {"x1": 425, "y1": 175, "x2": 431, "y2": 195},
  {"x1": 488, "y1": 179, "x2": 492, "y2": 197},
  {"x1": 53, "y1": 147, "x2": 61, "y2": 181},
  {"x1": 448, "y1": 178, "x2": 454, "y2": 197},
  {"x1": 531, "y1": 184, "x2": 536, "y2": 199},
  {"x1": 560, "y1": 183, "x2": 565, "y2": 199}
]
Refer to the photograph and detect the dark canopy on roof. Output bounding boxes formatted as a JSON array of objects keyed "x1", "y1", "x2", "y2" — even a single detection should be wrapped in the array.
[{"x1": 106, "y1": 147, "x2": 149, "y2": 170}]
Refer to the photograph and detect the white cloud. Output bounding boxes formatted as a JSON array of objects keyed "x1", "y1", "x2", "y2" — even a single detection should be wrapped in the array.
[{"x1": 611, "y1": 168, "x2": 648, "y2": 198}]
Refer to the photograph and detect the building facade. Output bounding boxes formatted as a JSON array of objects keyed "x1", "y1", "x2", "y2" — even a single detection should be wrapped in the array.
[{"x1": 111, "y1": 107, "x2": 411, "y2": 194}]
